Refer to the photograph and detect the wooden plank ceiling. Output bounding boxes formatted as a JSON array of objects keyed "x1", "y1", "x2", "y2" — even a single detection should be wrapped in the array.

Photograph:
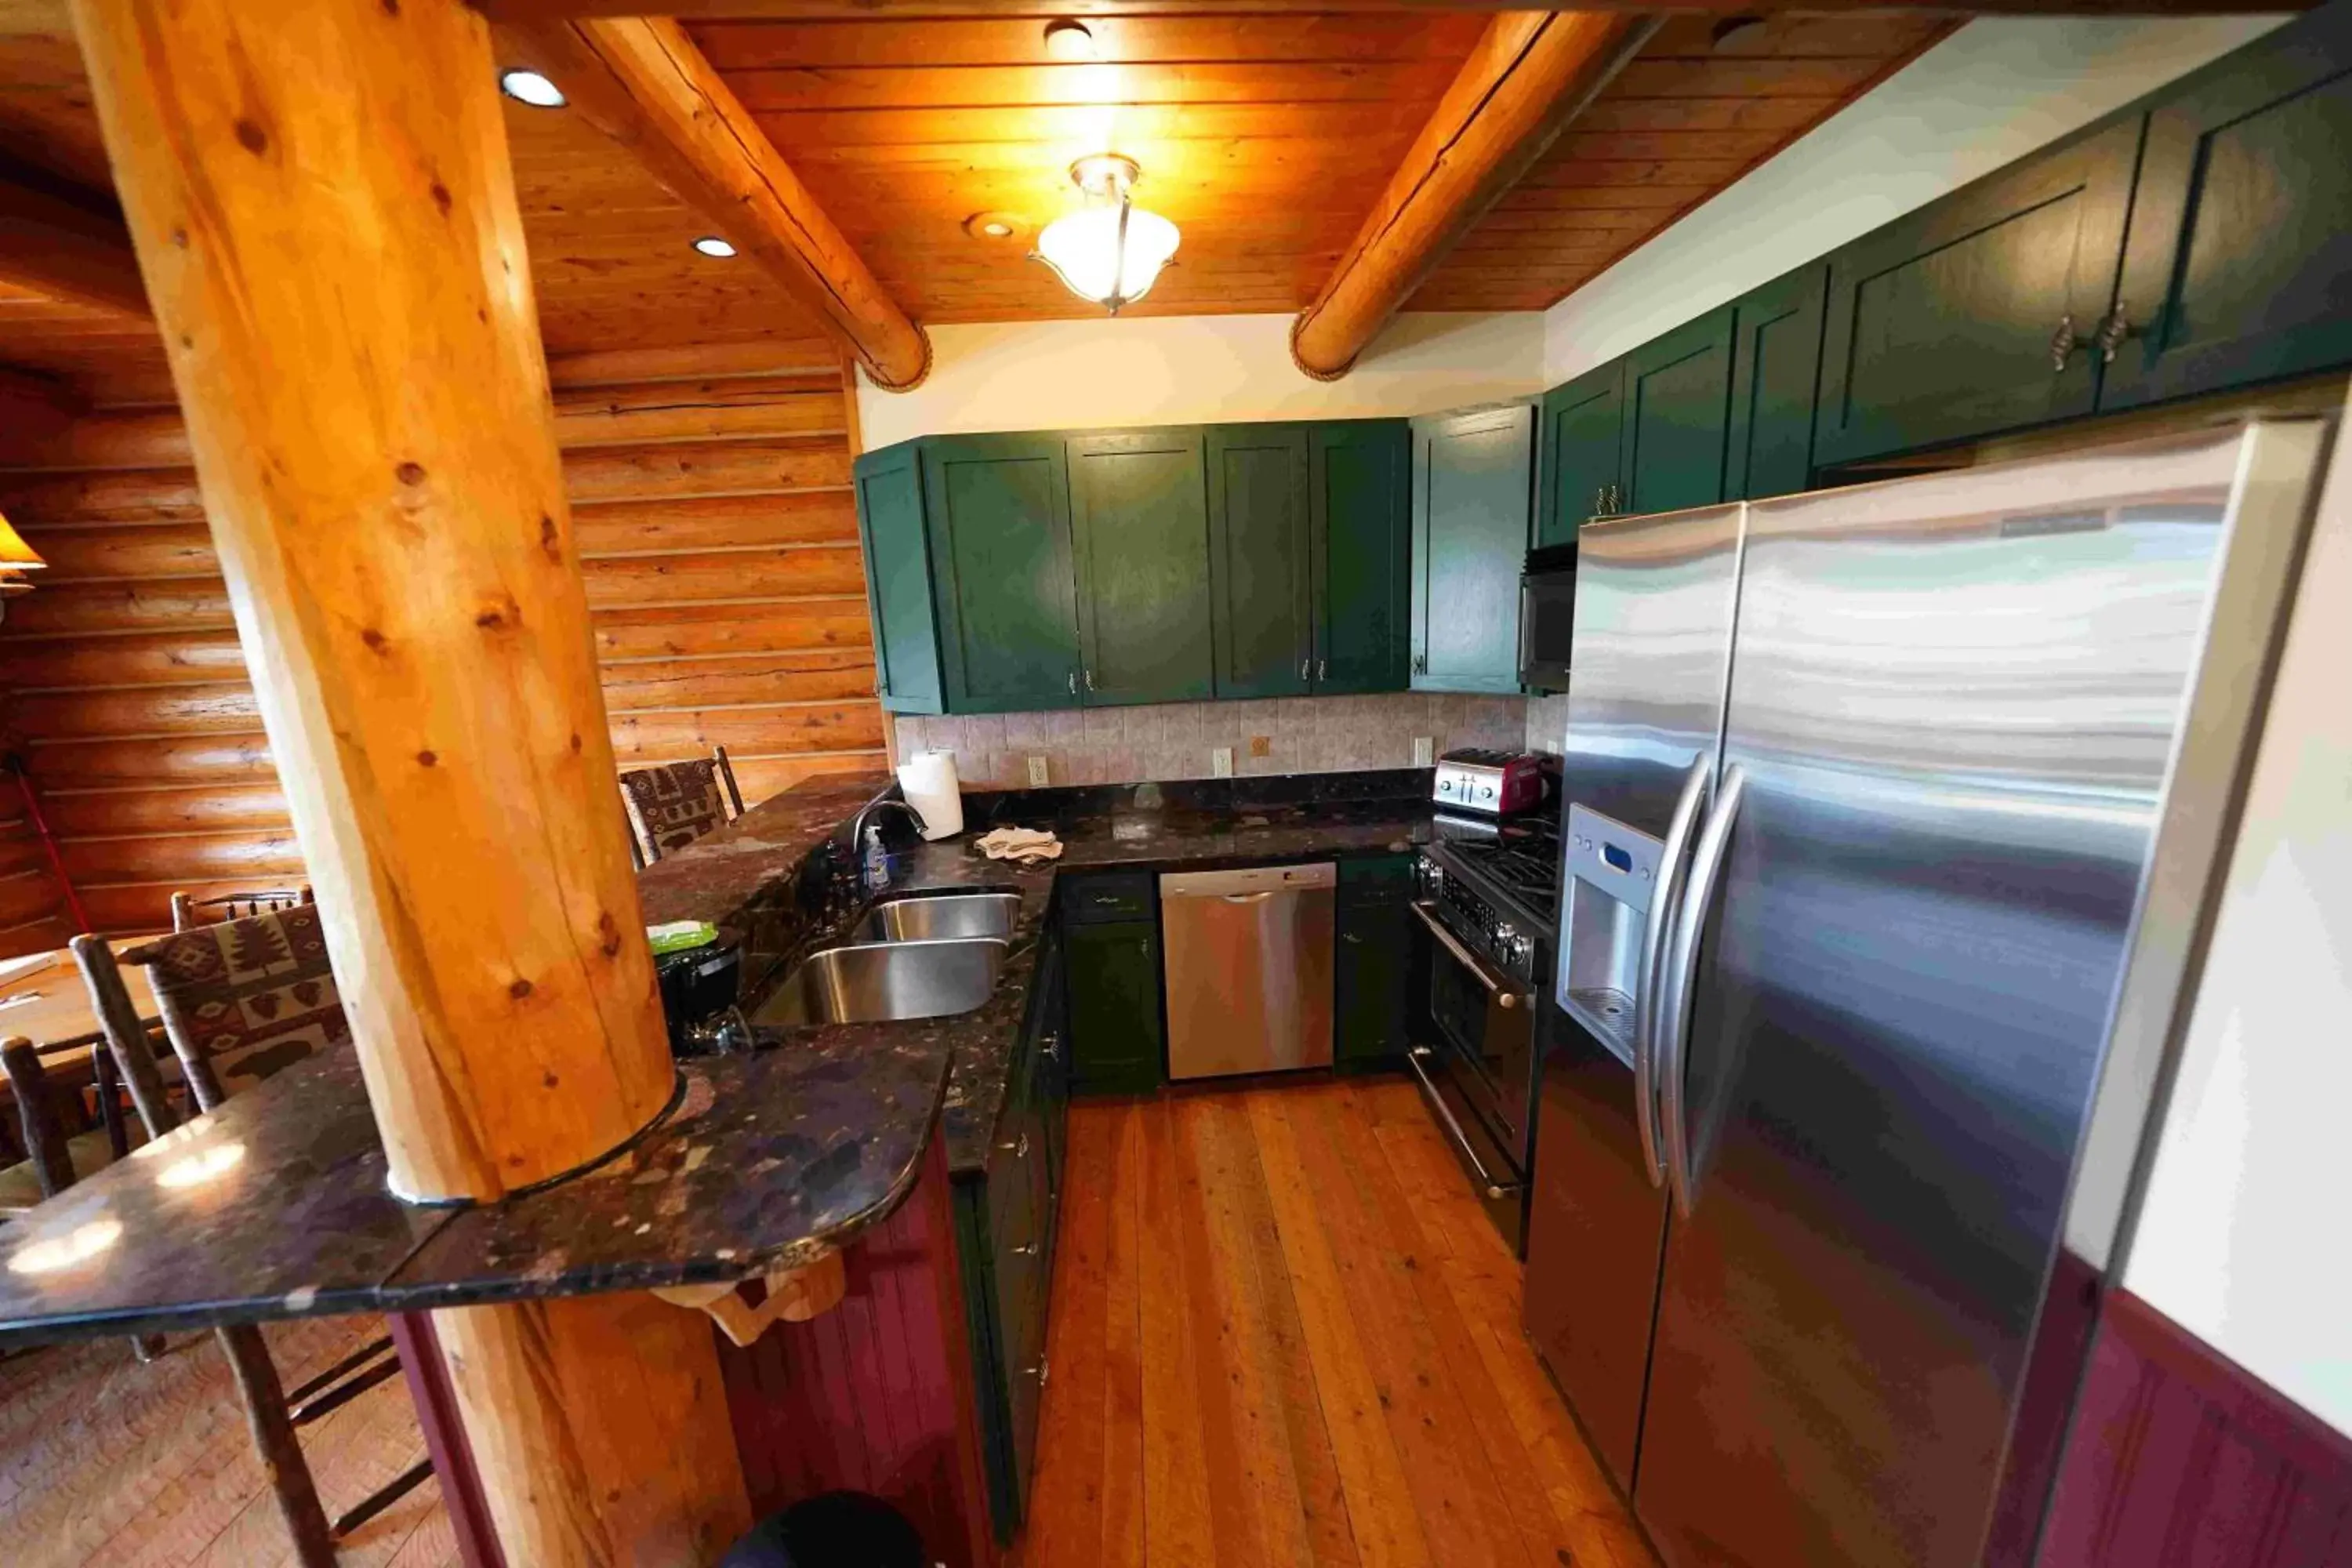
[{"x1": 1, "y1": 8, "x2": 1952, "y2": 399}]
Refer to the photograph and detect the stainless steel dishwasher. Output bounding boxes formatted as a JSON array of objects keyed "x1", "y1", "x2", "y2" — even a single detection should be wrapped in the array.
[{"x1": 1160, "y1": 862, "x2": 1336, "y2": 1080}]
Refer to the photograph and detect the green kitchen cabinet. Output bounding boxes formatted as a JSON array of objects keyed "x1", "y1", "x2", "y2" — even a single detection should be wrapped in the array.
[
  {"x1": 920, "y1": 434, "x2": 1083, "y2": 713},
  {"x1": 1618, "y1": 306, "x2": 1737, "y2": 515},
  {"x1": 1309, "y1": 420, "x2": 1413, "y2": 695},
  {"x1": 1410, "y1": 404, "x2": 1536, "y2": 695},
  {"x1": 1724, "y1": 264, "x2": 1830, "y2": 501},
  {"x1": 1206, "y1": 423, "x2": 1314, "y2": 699},
  {"x1": 956, "y1": 920, "x2": 1067, "y2": 1542},
  {"x1": 1536, "y1": 361, "x2": 1625, "y2": 547},
  {"x1": 1813, "y1": 114, "x2": 2144, "y2": 467},
  {"x1": 852, "y1": 442, "x2": 943, "y2": 714},
  {"x1": 1066, "y1": 430, "x2": 1216, "y2": 706},
  {"x1": 1061, "y1": 873, "x2": 1163, "y2": 1095},
  {"x1": 1335, "y1": 853, "x2": 1415, "y2": 1069},
  {"x1": 2100, "y1": 5, "x2": 2352, "y2": 412}
]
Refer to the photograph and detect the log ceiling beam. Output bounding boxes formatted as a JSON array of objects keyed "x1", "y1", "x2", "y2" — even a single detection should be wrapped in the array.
[
  {"x1": 0, "y1": 171, "x2": 151, "y2": 321},
  {"x1": 499, "y1": 16, "x2": 931, "y2": 390},
  {"x1": 1290, "y1": 10, "x2": 1656, "y2": 379}
]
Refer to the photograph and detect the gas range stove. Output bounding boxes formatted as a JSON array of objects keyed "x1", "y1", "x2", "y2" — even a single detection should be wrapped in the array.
[{"x1": 1420, "y1": 809, "x2": 1562, "y2": 983}]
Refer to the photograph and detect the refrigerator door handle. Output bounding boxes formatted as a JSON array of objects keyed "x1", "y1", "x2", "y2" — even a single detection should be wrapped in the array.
[
  {"x1": 1632, "y1": 757, "x2": 1711, "y2": 1189},
  {"x1": 1657, "y1": 763, "x2": 1747, "y2": 1218}
]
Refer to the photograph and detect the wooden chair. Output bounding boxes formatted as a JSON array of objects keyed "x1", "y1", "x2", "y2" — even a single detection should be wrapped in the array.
[
  {"x1": 75, "y1": 919, "x2": 434, "y2": 1559},
  {"x1": 619, "y1": 743, "x2": 746, "y2": 866},
  {"x1": 171, "y1": 884, "x2": 313, "y2": 932}
]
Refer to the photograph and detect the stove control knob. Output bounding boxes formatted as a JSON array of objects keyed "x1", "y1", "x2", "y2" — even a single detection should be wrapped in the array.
[
  {"x1": 1496, "y1": 924, "x2": 1534, "y2": 971},
  {"x1": 1479, "y1": 783, "x2": 1497, "y2": 802}
]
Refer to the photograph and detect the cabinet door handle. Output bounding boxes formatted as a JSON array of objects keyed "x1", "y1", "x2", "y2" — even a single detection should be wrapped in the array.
[
  {"x1": 2050, "y1": 313, "x2": 2087, "y2": 372},
  {"x1": 1042, "y1": 1033, "x2": 1061, "y2": 1063},
  {"x1": 997, "y1": 1133, "x2": 1029, "y2": 1159},
  {"x1": 1316, "y1": 658, "x2": 1327, "y2": 681},
  {"x1": 2096, "y1": 302, "x2": 2139, "y2": 364},
  {"x1": 1025, "y1": 1356, "x2": 1049, "y2": 1386},
  {"x1": 1083, "y1": 669, "x2": 1096, "y2": 692},
  {"x1": 1610, "y1": 482, "x2": 1623, "y2": 514},
  {"x1": 1412, "y1": 652, "x2": 1428, "y2": 674},
  {"x1": 1014, "y1": 1241, "x2": 1040, "y2": 1256},
  {"x1": 1066, "y1": 670, "x2": 1078, "y2": 695},
  {"x1": 1299, "y1": 657, "x2": 1311, "y2": 681}
]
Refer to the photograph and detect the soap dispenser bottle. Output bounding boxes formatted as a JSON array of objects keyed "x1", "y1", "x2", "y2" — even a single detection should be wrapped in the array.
[{"x1": 862, "y1": 823, "x2": 891, "y2": 891}]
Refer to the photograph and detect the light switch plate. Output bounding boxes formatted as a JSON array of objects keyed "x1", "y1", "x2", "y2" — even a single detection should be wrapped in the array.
[
  {"x1": 1211, "y1": 746, "x2": 1235, "y2": 778},
  {"x1": 1026, "y1": 755, "x2": 1051, "y2": 787},
  {"x1": 1413, "y1": 736, "x2": 1435, "y2": 767}
]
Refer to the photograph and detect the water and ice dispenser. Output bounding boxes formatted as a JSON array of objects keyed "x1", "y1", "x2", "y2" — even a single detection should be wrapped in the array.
[{"x1": 1556, "y1": 803, "x2": 1664, "y2": 1068}]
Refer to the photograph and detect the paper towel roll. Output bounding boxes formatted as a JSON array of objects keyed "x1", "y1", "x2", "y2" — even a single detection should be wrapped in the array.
[{"x1": 896, "y1": 750, "x2": 964, "y2": 840}]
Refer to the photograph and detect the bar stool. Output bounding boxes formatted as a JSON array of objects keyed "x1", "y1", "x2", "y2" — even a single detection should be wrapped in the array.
[{"x1": 619, "y1": 743, "x2": 747, "y2": 866}]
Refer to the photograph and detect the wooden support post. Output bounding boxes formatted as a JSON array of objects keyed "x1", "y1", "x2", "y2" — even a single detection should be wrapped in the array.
[
  {"x1": 1288, "y1": 10, "x2": 1657, "y2": 379},
  {"x1": 68, "y1": 1, "x2": 753, "y2": 1560}
]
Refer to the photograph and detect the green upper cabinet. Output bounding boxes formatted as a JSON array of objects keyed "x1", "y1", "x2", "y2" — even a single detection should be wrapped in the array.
[
  {"x1": 1813, "y1": 115, "x2": 2143, "y2": 468},
  {"x1": 1619, "y1": 305, "x2": 1736, "y2": 515},
  {"x1": 1724, "y1": 263, "x2": 1829, "y2": 501},
  {"x1": 852, "y1": 441, "x2": 943, "y2": 715},
  {"x1": 1536, "y1": 362, "x2": 1624, "y2": 547},
  {"x1": 1410, "y1": 404, "x2": 1534, "y2": 695},
  {"x1": 921, "y1": 434, "x2": 1083, "y2": 713},
  {"x1": 1066, "y1": 429, "x2": 1215, "y2": 707},
  {"x1": 1310, "y1": 420, "x2": 1412, "y2": 695},
  {"x1": 2100, "y1": 7, "x2": 2352, "y2": 412},
  {"x1": 1205, "y1": 424, "x2": 1313, "y2": 699}
]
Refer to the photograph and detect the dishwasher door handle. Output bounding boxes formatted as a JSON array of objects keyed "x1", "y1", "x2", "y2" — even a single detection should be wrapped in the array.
[
  {"x1": 1406, "y1": 1046, "x2": 1521, "y2": 1200},
  {"x1": 1220, "y1": 890, "x2": 1277, "y2": 905}
]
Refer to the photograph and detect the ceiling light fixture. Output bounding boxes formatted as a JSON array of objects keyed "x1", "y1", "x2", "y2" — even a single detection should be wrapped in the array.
[
  {"x1": 1032, "y1": 154, "x2": 1178, "y2": 315},
  {"x1": 0, "y1": 506, "x2": 45, "y2": 626},
  {"x1": 499, "y1": 69, "x2": 566, "y2": 108},
  {"x1": 1043, "y1": 20, "x2": 1098, "y2": 62},
  {"x1": 691, "y1": 235, "x2": 739, "y2": 258}
]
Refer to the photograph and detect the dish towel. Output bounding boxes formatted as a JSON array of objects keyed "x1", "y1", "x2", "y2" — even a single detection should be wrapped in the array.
[{"x1": 975, "y1": 826, "x2": 1065, "y2": 865}]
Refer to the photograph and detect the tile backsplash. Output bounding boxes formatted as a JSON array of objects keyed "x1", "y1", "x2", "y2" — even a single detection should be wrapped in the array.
[
  {"x1": 1523, "y1": 691, "x2": 1573, "y2": 756},
  {"x1": 896, "y1": 693, "x2": 1527, "y2": 789}
]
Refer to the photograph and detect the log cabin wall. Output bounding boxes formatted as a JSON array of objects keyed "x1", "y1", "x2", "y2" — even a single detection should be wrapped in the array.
[{"x1": 0, "y1": 352, "x2": 884, "y2": 955}]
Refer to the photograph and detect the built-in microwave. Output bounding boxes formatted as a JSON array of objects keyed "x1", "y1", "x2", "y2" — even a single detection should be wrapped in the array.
[{"x1": 1519, "y1": 543, "x2": 1577, "y2": 691}]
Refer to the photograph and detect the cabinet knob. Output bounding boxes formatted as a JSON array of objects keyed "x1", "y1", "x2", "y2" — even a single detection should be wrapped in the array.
[{"x1": 2096, "y1": 302, "x2": 2139, "y2": 364}]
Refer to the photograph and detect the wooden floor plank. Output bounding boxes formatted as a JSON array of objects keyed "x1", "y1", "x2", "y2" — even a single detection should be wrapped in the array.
[
  {"x1": 1097, "y1": 1100, "x2": 1149, "y2": 1568},
  {"x1": 1137, "y1": 1096, "x2": 1219, "y2": 1567},
  {"x1": 1246, "y1": 1091, "x2": 1436, "y2": 1568}
]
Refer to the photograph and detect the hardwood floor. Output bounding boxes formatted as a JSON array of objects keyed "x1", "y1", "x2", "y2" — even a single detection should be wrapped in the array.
[
  {"x1": 1015, "y1": 1076, "x2": 1657, "y2": 1568},
  {"x1": 0, "y1": 1312, "x2": 459, "y2": 1568}
]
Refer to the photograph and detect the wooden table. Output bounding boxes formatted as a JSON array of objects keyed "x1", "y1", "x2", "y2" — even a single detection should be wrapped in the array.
[{"x1": 0, "y1": 941, "x2": 165, "y2": 1117}]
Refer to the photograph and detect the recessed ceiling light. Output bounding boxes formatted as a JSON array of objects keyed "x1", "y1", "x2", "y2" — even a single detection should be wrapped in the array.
[
  {"x1": 1043, "y1": 20, "x2": 1098, "y2": 63},
  {"x1": 499, "y1": 69, "x2": 566, "y2": 108},
  {"x1": 964, "y1": 211, "x2": 1025, "y2": 242},
  {"x1": 691, "y1": 236, "x2": 739, "y2": 258}
]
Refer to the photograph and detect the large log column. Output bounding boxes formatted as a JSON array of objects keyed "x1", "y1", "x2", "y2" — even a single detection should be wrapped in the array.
[{"x1": 69, "y1": 0, "x2": 750, "y2": 1559}]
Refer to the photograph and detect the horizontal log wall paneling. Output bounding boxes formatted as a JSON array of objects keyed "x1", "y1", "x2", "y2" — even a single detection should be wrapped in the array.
[{"x1": 0, "y1": 363, "x2": 885, "y2": 946}]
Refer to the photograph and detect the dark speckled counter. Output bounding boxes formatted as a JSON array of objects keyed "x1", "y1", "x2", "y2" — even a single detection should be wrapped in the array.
[{"x1": 0, "y1": 768, "x2": 1434, "y2": 1343}]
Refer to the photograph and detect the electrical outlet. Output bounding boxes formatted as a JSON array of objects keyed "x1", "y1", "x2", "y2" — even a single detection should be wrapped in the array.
[
  {"x1": 1249, "y1": 735, "x2": 1272, "y2": 758},
  {"x1": 1026, "y1": 755, "x2": 1051, "y2": 787},
  {"x1": 1413, "y1": 736, "x2": 1435, "y2": 767},
  {"x1": 1211, "y1": 746, "x2": 1235, "y2": 778}
]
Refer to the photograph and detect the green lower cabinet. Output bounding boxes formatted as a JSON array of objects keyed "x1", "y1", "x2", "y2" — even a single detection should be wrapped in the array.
[
  {"x1": 1335, "y1": 854, "x2": 1415, "y2": 1069},
  {"x1": 1310, "y1": 420, "x2": 1413, "y2": 695},
  {"x1": 1068, "y1": 430, "x2": 1216, "y2": 706},
  {"x1": 1062, "y1": 916, "x2": 1165, "y2": 1094},
  {"x1": 1537, "y1": 361, "x2": 1625, "y2": 547},
  {"x1": 1725, "y1": 264, "x2": 1829, "y2": 501},
  {"x1": 2102, "y1": 4, "x2": 2352, "y2": 412},
  {"x1": 1410, "y1": 404, "x2": 1536, "y2": 695},
  {"x1": 1813, "y1": 114, "x2": 2143, "y2": 467}
]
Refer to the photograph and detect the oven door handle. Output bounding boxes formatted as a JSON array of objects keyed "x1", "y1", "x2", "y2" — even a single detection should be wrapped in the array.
[
  {"x1": 1410, "y1": 901, "x2": 1528, "y2": 1007},
  {"x1": 1406, "y1": 1046, "x2": 1521, "y2": 1200}
]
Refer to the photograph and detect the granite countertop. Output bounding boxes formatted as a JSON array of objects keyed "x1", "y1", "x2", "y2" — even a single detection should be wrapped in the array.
[{"x1": 0, "y1": 768, "x2": 1435, "y2": 1344}]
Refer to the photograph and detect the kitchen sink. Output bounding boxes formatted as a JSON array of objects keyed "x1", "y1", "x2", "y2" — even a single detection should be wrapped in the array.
[
  {"x1": 751, "y1": 938, "x2": 1008, "y2": 1029},
  {"x1": 852, "y1": 891, "x2": 1022, "y2": 944}
]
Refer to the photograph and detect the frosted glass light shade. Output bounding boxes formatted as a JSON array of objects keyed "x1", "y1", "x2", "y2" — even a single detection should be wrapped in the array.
[{"x1": 1034, "y1": 203, "x2": 1179, "y2": 310}]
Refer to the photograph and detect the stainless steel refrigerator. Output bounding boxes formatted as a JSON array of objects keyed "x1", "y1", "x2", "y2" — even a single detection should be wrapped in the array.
[{"x1": 1525, "y1": 422, "x2": 2334, "y2": 1567}]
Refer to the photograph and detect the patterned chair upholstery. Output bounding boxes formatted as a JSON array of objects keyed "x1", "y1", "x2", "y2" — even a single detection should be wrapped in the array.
[
  {"x1": 619, "y1": 747, "x2": 743, "y2": 864},
  {"x1": 122, "y1": 902, "x2": 349, "y2": 1113}
]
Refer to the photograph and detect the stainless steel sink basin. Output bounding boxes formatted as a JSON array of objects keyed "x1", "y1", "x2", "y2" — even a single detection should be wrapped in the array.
[
  {"x1": 852, "y1": 891, "x2": 1022, "y2": 944},
  {"x1": 752, "y1": 938, "x2": 1008, "y2": 1029}
]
